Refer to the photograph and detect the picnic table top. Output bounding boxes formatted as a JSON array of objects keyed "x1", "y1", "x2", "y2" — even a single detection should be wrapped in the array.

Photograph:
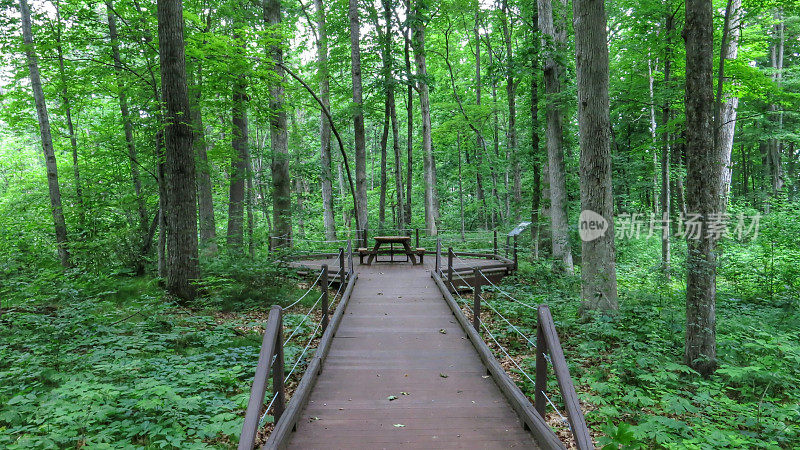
[{"x1": 372, "y1": 235, "x2": 412, "y2": 242}]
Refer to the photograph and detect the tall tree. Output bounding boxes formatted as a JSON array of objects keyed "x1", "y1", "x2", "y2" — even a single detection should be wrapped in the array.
[
  {"x1": 349, "y1": 0, "x2": 368, "y2": 235},
  {"x1": 660, "y1": 7, "x2": 676, "y2": 278},
  {"x1": 411, "y1": 0, "x2": 439, "y2": 234},
  {"x1": 684, "y1": 0, "x2": 720, "y2": 376},
  {"x1": 227, "y1": 22, "x2": 249, "y2": 251},
  {"x1": 54, "y1": 0, "x2": 84, "y2": 231},
  {"x1": 717, "y1": 0, "x2": 743, "y2": 202},
  {"x1": 266, "y1": 0, "x2": 292, "y2": 247},
  {"x1": 474, "y1": 12, "x2": 488, "y2": 228},
  {"x1": 386, "y1": 0, "x2": 405, "y2": 232},
  {"x1": 403, "y1": 0, "x2": 413, "y2": 227},
  {"x1": 573, "y1": 0, "x2": 618, "y2": 313},
  {"x1": 537, "y1": 0, "x2": 574, "y2": 273},
  {"x1": 19, "y1": 0, "x2": 71, "y2": 268},
  {"x1": 192, "y1": 16, "x2": 218, "y2": 255},
  {"x1": 107, "y1": 0, "x2": 147, "y2": 232},
  {"x1": 157, "y1": 0, "x2": 199, "y2": 300},
  {"x1": 501, "y1": 0, "x2": 521, "y2": 220},
  {"x1": 314, "y1": 0, "x2": 337, "y2": 240}
]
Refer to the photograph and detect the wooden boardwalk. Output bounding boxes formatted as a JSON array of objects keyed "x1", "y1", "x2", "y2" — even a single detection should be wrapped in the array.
[{"x1": 285, "y1": 261, "x2": 538, "y2": 448}]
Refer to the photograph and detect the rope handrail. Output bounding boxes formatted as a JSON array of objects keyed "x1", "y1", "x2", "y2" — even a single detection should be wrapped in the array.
[{"x1": 284, "y1": 270, "x2": 324, "y2": 311}]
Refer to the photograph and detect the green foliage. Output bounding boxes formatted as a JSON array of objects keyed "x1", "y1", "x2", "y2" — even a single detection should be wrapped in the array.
[{"x1": 485, "y1": 228, "x2": 800, "y2": 448}]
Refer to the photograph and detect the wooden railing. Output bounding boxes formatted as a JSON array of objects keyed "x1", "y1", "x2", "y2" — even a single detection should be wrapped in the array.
[
  {"x1": 239, "y1": 304, "x2": 284, "y2": 449},
  {"x1": 536, "y1": 305, "x2": 593, "y2": 450},
  {"x1": 238, "y1": 258, "x2": 357, "y2": 450},
  {"x1": 432, "y1": 269, "x2": 593, "y2": 450}
]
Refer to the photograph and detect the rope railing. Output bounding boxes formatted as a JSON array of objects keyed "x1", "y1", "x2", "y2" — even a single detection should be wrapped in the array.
[
  {"x1": 239, "y1": 261, "x2": 355, "y2": 450},
  {"x1": 438, "y1": 252, "x2": 591, "y2": 449}
]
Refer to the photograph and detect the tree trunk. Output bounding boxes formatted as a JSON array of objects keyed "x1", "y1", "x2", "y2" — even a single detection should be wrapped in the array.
[
  {"x1": 474, "y1": 14, "x2": 488, "y2": 228},
  {"x1": 648, "y1": 58, "x2": 660, "y2": 214},
  {"x1": 403, "y1": 3, "x2": 413, "y2": 227},
  {"x1": 265, "y1": 0, "x2": 292, "y2": 248},
  {"x1": 379, "y1": 103, "x2": 389, "y2": 231},
  {"x1": 54, "y1": 2, "x2": 84, "y2": 231},
  {"x1": 501, "y1": 0, "x2": 521, "y2": 220},
  {"x1": 349, "y1": 0, "x2": 368, "y2": 235},
  {"x1": 537, "y1": 0, "x2": 573, "y2": 274},
  {"x1": 191, "y1": 63, "x2": 217, "y2": 255},
  {"x1": 661, "y1": 9, "x2": 674, "y2": 278},
  {"x1": 315, "y1": 0, "x2": 337, "y2": 240},
  {"x1": 227, "y1": 41, "x2": 248, "y2": 251},
  {"x1": 684, "y1": 0, "x2": 719, "y2": 377},
  {"x1": 411, "y1": 0, "x2": 438, "y2": 235},
  {"x1": 107, "y1": 0, "x2": 148, "y2": 239},
  {"x1": 19, "y1": 0, "x2": 71, "y2": 268},
  {"x1": 767, "y1": 12, "x2": 785, "y2": 199},
  {"x1": 457, "y1": 131, "x2": 465, "y2": 239},
  {"x1": 717, "y1": 0, "x2": 742, "y2": 202},
  {"x1": 530, "y1": 11, "x2": 541, "y2": 259},
  {"x1": 574, "y1": 0, "x2": 618, "y2": 314},
  {"x1": 157, "y1": 0, "x2": 198, "y2": 300}
]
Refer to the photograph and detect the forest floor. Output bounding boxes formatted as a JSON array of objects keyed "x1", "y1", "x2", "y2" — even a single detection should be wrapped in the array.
[{"x1": 1, "y1": 237, "x2": 798, "y2": 448}]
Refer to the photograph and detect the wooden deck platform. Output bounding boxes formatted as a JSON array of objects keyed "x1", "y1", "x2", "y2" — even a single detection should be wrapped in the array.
[{"x1": 283, "y1": 262, "x2": 538, "y2": 448}]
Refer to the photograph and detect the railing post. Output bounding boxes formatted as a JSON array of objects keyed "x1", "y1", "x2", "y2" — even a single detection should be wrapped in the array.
[
  {"x1": 321, "y1": 265, "x2": 329, "y2": 332},
  {"x1": 447, "y1": 247, "x2": 454, "y2": 285},
  {"x1": 534, "y1": 307, "x2": 547, "y2": 419},
  {"x1": 493, "y1": 230, "x2": 498, "y2": 257},
  {"x1": 273, "y1": 311, "x2": 286, "y2": 423},
  {"x1": 415, "y1": 228, "x2": 420, "y2": 247},
  {"x1": 347, "y1": 239, "x2": 354, "y2": 276},
  {"x1": 435, "y1": 238, "x2": 442, "y2": 276},
  {"x1": 339, "y1": 248, "x2": 345, "y2": 281},
  {"x1": 513, "y1": 235, "x2": 518, "y2": 272},
  {"x1": 473, "y1": 268, "x2": 481, "y2": 331}
]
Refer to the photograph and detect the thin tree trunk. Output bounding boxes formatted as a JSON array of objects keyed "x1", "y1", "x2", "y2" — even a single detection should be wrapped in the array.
[
  {"x1": 684, "y1": 0, "x2": 719, "y2": 377},
  {"x1": 574, "y1": 0, "x2": 618, "y2": 314},
  {"x1": 457, "y1": 131, "x2": 465, "y2": 240},
  {"x1": 648, "y1": 58, "x2": 660, "y2": 214},
  {"x1": 411, "y1": 0, "x2": 438, "y2": 235},
  {"x1": 54, "y1": 1, "x2": 84, "y2": 231},
  {"x1": 767, "y1": 12, "x2": 785, "y2": 198},
  {"x1": 315, "y1": 0, "x2": 337, "y2": 240},
  {"x1": 19, "y1": 0, "x2": 71, "y2": 268},
  {"x1": 349, "y1": 0, "x2": 368, "y2": 234},
  {"x1": 530, "y1": 9, "x2": 541, "y2": 260},
  {"x1": 191, "y1": 67, "x2": 217, "y2": 255},
  {"x1": 338, "y1": 163, "x2": 350, "y2": 228},
  {"x1": 537, "y1": 0, "x2": 573, "y2": 274},
  {"x1": 107, "y1": 0, "x2": 148, "y2": 235},
  {"x1": 403, "y1": 4, "x2": 413, "y2": 227},
  {"x1": 227, "y1": 39, "x2": 248, "y2": 251},
  {"x1": 661, "y1": 8, "x2": 674, "y2": 278},
  {"x1": 265, "y1": 0, "x2": 292, "y2": 247},
  {"x1": 716, "y1": 0, "x2": 742, "y2": 204},
  {"x1": 157, "y1": 0, "x2": 198, "y2": 300},
  {"x1": 474, "y1": 13, "x2": 488, "y2": 228},
  {"x1": 501, "y1": 0, "x2": 521, "y2": 220}
]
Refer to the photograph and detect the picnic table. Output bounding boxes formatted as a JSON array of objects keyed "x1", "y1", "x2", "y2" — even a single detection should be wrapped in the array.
[{"x1": 364, "y1": 235, "x2": 420, "y2": 265}]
